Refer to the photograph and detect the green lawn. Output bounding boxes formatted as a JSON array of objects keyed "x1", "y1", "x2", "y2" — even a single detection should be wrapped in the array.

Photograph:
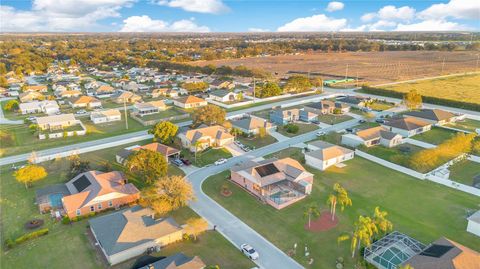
[
  {"x1": 448, "y1": 160, "x2": 480, "y2": 187},
  {"x1": 277, "y1": 122, "x2": 319, "y2": 137},
  {"x1": 367, "y1": 101, "x2": 394, "y2": 111},
  {"x1": 0, "y1": 115, "x2": 149, "y2": 157},
  {"x1": 445, "y1": 119, "x2": 480, "y2": 132},
  {"x1": 360, "y1": 144, "x2": 423, "y2": 170},
  {"x1": 203, "y1": 149, "x2": 480, "y2": 269},
  {"x1": 135, "y1": 107, "x2": 186, "y2": 121},
  {"x1": 317, "y1": 113, "x2": 353, "y2": 125},
  {"x1": 236, "y1": 134, "x2": 277, "y2": 150},
  {"x1": 412, "y1": 127, "x2": 459, "y2": 145},
  {"x1": 354, "y1": 121, "x2": 380, "y2": 130},
  {"x1": 181, "y1": 147, "x2": 232, "y2": 167}
]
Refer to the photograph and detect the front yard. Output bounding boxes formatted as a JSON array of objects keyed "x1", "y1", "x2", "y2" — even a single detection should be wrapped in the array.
[
  {"x1": 448, "y1": 159, "x2": 480, "y2": 187},
  {"x1": 202, "y1": 149, "x2": 480, "y2": 268},
  {"x1": 277, "y1": 122, "x2": 319, "y2": 137},
  {"x1": 412, "y1": 127, "x2": 459, "y2": 145},
  {"x1": 236, "y1": 134, "x2": 277, "y2": 149},
  {"x1": 317, "y1": 113, "x2": 353, "y2": 125},
  {"x1": 180, "y1": 147, "x2": 232, "y2": 167}
]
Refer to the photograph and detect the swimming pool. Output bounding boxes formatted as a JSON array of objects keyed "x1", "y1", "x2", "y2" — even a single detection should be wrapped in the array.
[{"x1": 49, "y1": 193, "x2": 64, "y2": 208}]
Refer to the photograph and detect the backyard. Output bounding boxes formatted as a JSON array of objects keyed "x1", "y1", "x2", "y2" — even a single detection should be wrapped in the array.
[
  {"x1": 360, "y1": 143, "x2": 424, "y2": 169},
  {"x1": 448, "y1": 159, "x2": 480, "y2": 187},
  {"x1": 412, "y1": 127, "x2": 459, "y2": 145},
  {"x1": 236, "y1": 134, "x2": 278, "y2": 149},
  {"x1": 203, "y1": 148, "x2": 480, "y2": 268}
]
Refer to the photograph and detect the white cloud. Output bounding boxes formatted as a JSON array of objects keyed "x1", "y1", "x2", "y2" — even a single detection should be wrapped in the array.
[
  {"x1": 378, "y1": 5, "x2": 415, "y2": 21},
  {"x1": 361, "y1": 12, "x2": 376, "y2": 22},
  {"x1": 248, "y1": 28, "x2": 270, "y2": 32},
  {"x1": 325, "y1": 2, "x2": 344, "y2": 12},
  {"x1": 119, "y1": 15, "x2": 210, "y2": 32},
  {"x1": 154, "y1": 0, "x2": 229, "y2": 14},
  {"x1": 277, "y1": 14, "x2": 347, "y2": 32},
  {"x1": 418, "y1": 0, "x2": 480, "y2": 20},
  {"x1": 0, "y1": 0, "x2": 134, "y2": 32},
  {"x1": 395, "y1": 19, "x2": 469, "y2": 31}
]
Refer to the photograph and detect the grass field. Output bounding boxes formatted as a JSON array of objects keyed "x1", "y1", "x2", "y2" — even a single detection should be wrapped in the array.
[
  {"x1": 203, "y1": 149, "x2": 480, "y2": 269},
  {"x1": 366, "y1": 100, "x2": 395, "y2": 111},
  {"x1": 412, "y1": 127, "x2": 459, "y2": 145},
  {"x1": 382, "y1": 74, "x2": 480, "y2": 105},
  {"x1": 134, "y1": 107, "x2": 186, "y2": 121},
  {"x1": 360, "y1": 143, "x2": 423, "y2": 169},
  {"x1": 180, "y1": 147, "x2": 232, "y2": 167},
  {"x1": 236, "y1": 134, "x2": 277, "y2": 149},
  {"x1": 445, "y1": 119, "x2": 480, "y2": 132},
  {"x1": 317, "y1": 114, "x2": 353, "y2": 125},
  {"x1": 448, "y1": 160, "x2": 480, "y2": 187},
  {"x1": 277, "y1": 122, "x2": 319, "y2": 137}
]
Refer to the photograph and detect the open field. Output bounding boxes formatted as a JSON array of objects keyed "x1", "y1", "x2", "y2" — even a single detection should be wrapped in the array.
[
  {"x1": 190, "y1": 51, "x2": 479, "y2": 85},
  {"x1": 203, "y1": 149, "x2": 480, "y2": 268},
  {"x1": 381, "y1": 73, "x2": 480, "y2": 105}
]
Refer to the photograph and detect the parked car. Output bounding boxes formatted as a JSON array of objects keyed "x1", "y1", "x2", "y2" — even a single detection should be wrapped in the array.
[
  {"x1": 181, "y1": 158, "x2": 191, "y2": 166},
  {"x1": 171, "y1": 159, "x2": 183, "y2": 167},
  {"x1": 26, "y1": 116, "x2": 37, "y2": 122},
  {"x1": 311, "y1": 120, "x2": 320, "y2": 124},
  {"x1": 316, "y1": 131, "x2": 326, "y2": 137},
  {"x1": 375, "y1": 119, "x2": 385, "y2": 124},
  {"x1": 214, "y1": 158, "x2": 227, "y2": 166},
  {"x1": 76, "y1": 109, "x2": 87, "y2": 115},
  {"x1": 358, "y1": 119, "x2": 366, "y2": 123},
  {"x1": 241, "y1": 244, "x2": 259, "y2": 260},
  {"x1": 346, "y1": 128, "x2": 354, "y2": 133}
]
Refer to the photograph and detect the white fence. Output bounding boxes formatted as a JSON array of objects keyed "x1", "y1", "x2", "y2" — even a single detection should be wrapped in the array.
[
  {"x1": 469, "y1": 155, "x2": 480, "y2": 163},
  {"x1": 403, "y1": 138, "x2": 436, "y2": 149},
  {"x1": 426, "y1": 174, "x2": 480, "y2": 196}
]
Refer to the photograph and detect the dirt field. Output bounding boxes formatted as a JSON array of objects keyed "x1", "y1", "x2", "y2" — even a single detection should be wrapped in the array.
[{"x1": 190, "y1": 51, "x2": 479, "y2": 85}]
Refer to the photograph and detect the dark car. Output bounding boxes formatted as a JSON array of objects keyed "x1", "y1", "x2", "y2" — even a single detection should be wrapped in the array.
[
  {"x1": 358, "y1": 119, "x2": 366, "y2": 123},
  {"x1": 375, "y1": 119, "x2": 385, "y2": 124},
  {"x1": 346, "y1": 128, "x2": 354, "y2": 133},
  {"x1": 311, "y1": 120, "x2": 320, "y2": 124},
  {"x1": 181, "y1": 158, "x2": 192, "y2": 166}
]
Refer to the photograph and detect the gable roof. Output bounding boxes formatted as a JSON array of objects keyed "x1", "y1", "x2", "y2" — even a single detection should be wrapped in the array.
[
  {"x1": 133, "y1": 142, "x2": 180, "y2": 157},
  {"x1": 135, "y1": 100, "x2": 166, "y2": 110},
  {"x1": 36, "y1": 113, "x2": 76, "y2": 125},
  {"x1": 210, "y1": 89, "x2": 232, "y2": 97},
  {"x1": 185, "y1": 125, "x2": 233, "y2": 144},
  {"x1": 176, "y1": 95, "x2": 206, "y2": 104},
  {"x1": 231, "y1": 116, "x2": 272, "y2": 131},
  {"x1": 96, "y1": 85, "x2": 115, "y2": 93},
  {"x1": 71, "y1": 95, "x2": 100, "y2": 104},
  {"x1": 383, "y1": 117, "x2": 431, "y2": 131},
  {"x1": 306, "y1": 141, "x2": 353, "y2": 160},
  {"x1": 404, "y1": 109, "x2": 456, "y2": 121},
  {"x1": 91, "y1": 109, "x2": 121, "y2": 118},
  {"x1": 89, "y1": 206, "x2": 182, "y2": 256},
  {"x1": 356, "y1": 126, "x2": 400, "y2": 141},
  {"x1": 138, "y1": 253, "x2": 206, "y2": 269}
]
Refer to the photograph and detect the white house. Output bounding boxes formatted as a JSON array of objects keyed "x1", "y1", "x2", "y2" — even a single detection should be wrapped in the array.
[
  {"x1": 90, "y1": 109, "x2": 122, "y2": 124},
  {"x1": 467, "y1": 210, "x2": 480, "y2": 237},
  {"x1": 19, "y1": 101, "x2": 60, "y2": 115},
  {"x1": 381, "y1": 117, "x2": 432, "y2": 138},
  {"x1": 305, "y1": 141, "x2": 354, "y2": 171},
  {"x1": 341, "y1": 126, "x2": 403, "y2": 148},
  {"x1": 134, "y1": 101, "x2": 167, "y2": 116},
  {"x1": 209, "y1": 89, "x2": 238, "y2": 102}
]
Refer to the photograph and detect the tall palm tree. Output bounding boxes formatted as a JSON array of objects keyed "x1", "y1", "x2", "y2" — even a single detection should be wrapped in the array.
[
  {"x1": 351, "y1": 215, "x2": 378, "y2": 258},
  {"x1": 303, "y1": 203, "x2": 320, "y2": 229},
  {"x1": 193, "y1": 140, "x2": 202, "y2": 164},
  {"x1": 326, "y1": 183, "x2": 352, "y2": 221},
  {"x1": 373, "y1": 207, "x2": 393, "y2": 235}
]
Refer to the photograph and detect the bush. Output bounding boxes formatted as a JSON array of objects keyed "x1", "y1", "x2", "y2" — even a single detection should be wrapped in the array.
[
  {"x1": 284, "y1": 123, "x2": 299, "y2": 134},
  {"x1": 61, "y1": 216, "x2": 71, "y2": 224},
  {"x1": 14, "y1": 228, "x2": 49, "y2": 245},
  {"x1": 4, "y1": 238, "x2": 15, "y2": 249}
]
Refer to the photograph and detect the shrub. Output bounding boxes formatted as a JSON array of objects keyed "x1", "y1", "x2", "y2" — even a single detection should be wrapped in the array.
[
  {"x1": 284, "y1": 123, "x2": 299, "y2": 134},
  {"x1": 4, "y1": 238, "x2": 15, "y2": 249},
  {"x1": 61, "y1": 216, "x2": 71, "y2": 224},
  {"x1": 14, "y1": 228, "x2": 49, "y2": 245}
]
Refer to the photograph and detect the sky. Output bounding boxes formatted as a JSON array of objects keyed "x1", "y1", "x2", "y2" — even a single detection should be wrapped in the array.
[{"x1": 0, "y1": 0, "x2": 479, "y2": 32}]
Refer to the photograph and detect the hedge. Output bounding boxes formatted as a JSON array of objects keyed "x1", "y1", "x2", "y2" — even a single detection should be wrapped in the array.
[
  {"x1": 359, "y1": 86, "x2": 480, "y2": 112},
  {"x1": 4, "y1": 228, "x2": 50, "y2": 249}
]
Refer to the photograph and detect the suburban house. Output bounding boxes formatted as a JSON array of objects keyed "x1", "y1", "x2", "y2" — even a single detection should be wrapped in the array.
[
  {"x1": 116, "y1": 142, "x2": 180, "y2": 164},
  {"x1": 173, "y1": 95, "x2": 207, "y2": 109},
  {"x1": 94, "y1": 85, "x2": 116, "y2": 97},
  {"x1": 134, "y1": 101, "x2": 167, "y2": 116},
  {"x1": 337, "y1": 96, "x2": 369, "y2": 108},
  {"x1": 304, "y1": 100, "x2": 337, "y2": 114},
  {"x1": 305, "y1": 141, "x2": 354, "y2": 170},
  {"x1": 341, "y1": 126, "x2": 403, "y2": 148},
  {"x1": 62, "y1": 171, "x2": 140, "y2": 218},
  {"x1": 231, "y1": 116, "x2": 274, "y2": 135},
  {"x1": 230, "y1": 158, "x2": 314, "y2": 209},
  {"x1": 57, "y1": 90, "x2": 82, "y2": 99},
  {"x1": 113, "y1": 91, "x2": 142, "y2": 104},
  {"x1": 270, "y1": 107, "x2": 300, "y2": 125},
  {"x1": 90, "y1": 109, "x2": 122, "y2": 124},
  {"x1": 151, "y1": 88, "x2": 178, "y2": 98},
  {"x1": 467, "y1": 210, "x2": 480, "y2": 237},
  {"x1": 89, "y1": 206, "x2": 183, "y2": 265},
  {"x1": 299, "y1": 108, "x2": 319, "y2": 122},
  {"x1": 403, "y1": 109, "x2": 460, "y2": 126},
  {"x1": 403, "y1": 237, "x2": 480, "y2": 269},
  {"x1": 179, "y1": 125, "x2": 234, "y2": 152},
  {"x1": 19, "y1": 91, "x2": 45, "y2": 102},
  {"x1": 35, "y1": 113, "x2": 86, "y2": 139},
  {"x1": 69, "y1": 95, "x2": 102, "y2": 109},
  {"x1": 24, "y1": 85, "x2": 48, "y2": 93},
  {"x1": 382, "y1": 117, "x2": 432, "y2": 137},
  {"x1": 210, "y1": 79, "x2": 235, "y2": 90},
  {"x1": 137, "y1": 253, "x2": 206, "y2": 269},
  {"x1": 19, "y1": 100, "x2": 60, "y2": 115},
  {"x1": 209, "y1": 89, "x2": 239, "y2": 102}
]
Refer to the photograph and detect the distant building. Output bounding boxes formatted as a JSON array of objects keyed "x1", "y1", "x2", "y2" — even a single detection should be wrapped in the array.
[
  {"x1": 403, "y1": 109, "x2": 460, "y2": 126},
  {"x1": 209, "y1": 89, "x2": 239, "y2": 102},
  {"x1": 134, "y1": 101, "x2": 167, "y2": 116},
  {"x1": 69, "y1": 95, "x2": 102, "y2": 109},
  {"x1": 19, "y1": 100, "x2": 59, "y2": 115}
]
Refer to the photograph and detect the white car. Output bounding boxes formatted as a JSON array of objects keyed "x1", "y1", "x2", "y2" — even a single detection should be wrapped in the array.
[
  {"x1": 316, "y1": 131, "x2": 326, "y2": 137},
  {"x1": 214, "y1": 158, "x2": 227, "y2": 165},
  {"x1": 76, "y1": 109, "x2": 87, "y2": 115},
  {"x1": 241, "y1": 244, "x2": 259, "y2": 260}
]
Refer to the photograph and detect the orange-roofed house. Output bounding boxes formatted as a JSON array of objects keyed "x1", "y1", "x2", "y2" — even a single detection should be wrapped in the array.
[
  {"x1": 112, "y1": 91, "x2": 142, "y2": 104},
  {"x1": 172, "y1": 95, "x2": 207, "y2": 109},
  {"x1": 19, "y1": 91, "x2": 45, "y2": 102},
  {"x1": 24, "y1": 85, "x2": 48, "y2": 93},
  {"x1": 231, "y1": 158, "x2": 314, "y2": 209},
  {"x1": 69, "y1": 95, "x2": 102, "y2": 109},
  {"x1": 115, "y1": 142, "x2": 180, "y2": 164},
  {"x1": 341, "y1": 126, "x2": 403, "y2": 148},
  {"x1": 62, "y1": 171, "x2": 140, "y2": 218},
  {"x1": 178, "y1": 125, "x2": 234, "y2": 152}
]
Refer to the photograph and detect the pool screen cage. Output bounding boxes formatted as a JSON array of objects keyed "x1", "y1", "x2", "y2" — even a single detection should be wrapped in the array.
[{"x1": 364, "y1": 231, "x2": 426, "y2": 269}]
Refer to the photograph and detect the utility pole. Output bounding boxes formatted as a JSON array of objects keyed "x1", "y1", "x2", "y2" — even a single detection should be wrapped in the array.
[
  {"x1": 441, "y1": 57, "x2": 446, "y2": 74},
  {"x1": 253, "y1": 77, "x2": 256, "y2": 103},
  {"x1": 123, "y1": 97, "x2": 128, "y2": 130},
  {"x1": 476, "y1": 54, "x2": 479, "y2": 72}
]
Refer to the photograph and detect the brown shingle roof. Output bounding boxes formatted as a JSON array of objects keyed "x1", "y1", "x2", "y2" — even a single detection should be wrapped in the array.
[
  {"x1": 404, "y1": 109, "x2": 455, "y2": 121},
  {"x1": 383, "y1": 117, "x2": 431, "y2": 131},
  {"x1": 176, "y1": 95, "x2": 206, "y2": 104}
]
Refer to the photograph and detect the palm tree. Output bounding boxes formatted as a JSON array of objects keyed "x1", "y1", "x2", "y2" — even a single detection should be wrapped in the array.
[
  {"x1": 303, "y1": 203, "x2": 320, "y2": 229},
  {"x1": 373, "y1": 207, "x2": 393, "y2": 235},
  {"x1": 326, "y1": 183, "x2": 352, "y2": 221},
  {"x1": 351, "y1": 215, "x2": 378, "y2": 258},
  {"x1": 193, "y1": 140, "x2": 202, "y2": 164}
]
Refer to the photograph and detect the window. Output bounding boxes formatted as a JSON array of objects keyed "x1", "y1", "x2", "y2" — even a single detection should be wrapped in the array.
[
  {"x1": 108, "y1": 201, "x2": 113, "y2": 207},
  {"x1": 97, "y1": 204, "x2": 102, "y2": 210},
  {"x1": 76, "y1": 209, "x2": 81, "y2": 216},
  {"x1": 90, "y1": 206, "x2": 95, "y2": 212}
]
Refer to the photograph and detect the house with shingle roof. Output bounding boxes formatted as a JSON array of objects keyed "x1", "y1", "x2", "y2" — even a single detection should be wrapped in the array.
[
  {"x1": 90, "y1": 109, "x2": 121, "y2": 124},
  {"x1": 57, "y1": 89, "x2": 82, "y2": 99},
  {"x1": 151, "y1": 88, "x2": 178, "y2": 98},
  {"x1": 382, "y1": 117, "x2": 432, "y2": 137},
  {"x1": 19, "y1": 100, "x2": 60, "y2": 115},
  {"x1": 69, "y1": 95, "x2": 102, "y2": 109},
  {"x1": 231, "y1": 158, "x2": 314, "y2": 209},
  {"x1": 19, "y1": 91, "x2": 45, "y2": 102},
  {"x1": 270, "y1": 107, "x2": 300, "y2": 125},
  {"x1": 172, "y1": 95, "x2": 207, "y2": 109},
  {"x1": 24, "y1": 85, "x2": 48, "y2": 93},
  {"x1": 209, "y1": 89, "x2": 238, "y2": 102},
  {"x1": 112, "y1": 91, "x2": 142, "y2": 104},
  {"x1": 178, "y1": 125, "x2": 234, "y2": 152},
  {"x1": 116, "y1": 142, "x2": 180, "y2": 164},
  {"x1": 403, "y1": 109, "x2": 460, "y2": 126},
  {"x1": 134, "y1": 101, "x2": 167, "y2": 116},
  {"x1": 231, "y1": 116, "x2": 274, "y2": 135},
  {"x1": 89, "y1": 206, "x2": 183, "y2": 265},
  {"x1": 305, "y1": 141, "x2": 354, "y2": 171},
  {"x1": 341, "y1": 126, "x2": 403, "y2": 148},
  {"x1": 137, "y1": 253, "x2": 206, "y2": 269}
]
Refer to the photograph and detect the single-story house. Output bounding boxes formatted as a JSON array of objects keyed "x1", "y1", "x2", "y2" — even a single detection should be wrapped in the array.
[
  {"x1": 305, "y1": 141, "x2": 354, "y2": 170},
  {"x1": 231, "y1": 116, "x2": 274, "y2": 135},
  {"x1": 69, "y1": 96, "x2": 102, "y2": 109},
  {"x1": 231, "y1": 158, "x2": 314, "y2": 209},
  {"x1": 116, "y1": 142, "x2": 180, "y2": 164},
  {"x1": 134, "y1": 101, "x2": 167, "y2": 116},
  {"x1": 89, "y1": 206, "x2": 183, "y2": 265},
  {"x1": 57, "y1": 90, "x2": 82, "y2": 99},
  {"x1": 210, "y1": 79, "x2": 234, "y2": 90},
  {"x1": 270, "y1": 108, "x2": 300, "y2": 125},
  {"x1": 467, "y1": 210, "x2": 480, "y2": 237},
  {"x1": 24, "y1": 85, "x2": 48, "y2": 93},
  {"x1": 403, "y1": 109, "x2": 460, "y2": 126},
  {"x1": 209, "y1": 89, "x2": 238, "y2": 102},
  {"x1": 304, "y1": 100, "x2": 336, "y2": 115},
  {"x1": 299, "y1": 108, "x2": 319, "y2": 122},
  {"x1": 113, "y1": 91, "x2": 142, "y2": 104},
  {"x1": 94, "y1": 85, "x2": 116, "y2": 97},
  {"x1": 341, "y1": 126, "x2": 403, "y2": 148},
  {"x1": 173, "y1": 95, "x2": 207, "y2": 109},
  {"x1": 36, "y1": 113, "x2": 78, "y2": 131},
  {"x1": 19, "y1": 100, "x2": 60, "y2": 115},
  {"x1": 90, "y1": 109, "x2": 121, "y2": 124},
  {"x1": 63, "y1": 171, "x2": 140, "y2": 219},
  {"x1": 337, "y1": 96, "x2": 369, "y2": 108},
  {"x1": 382, "y1": 117, "x2": 432, "y2": 137},
  {"x1": 137, "y1": 253, "x2": 206, "y2": 269},
  {"x1": 178, "y1": 125, "x2": 234, "y2": 152},
  {"x1": 19, "y1": 91, "x2": 45, "y2": 102},
  {"x1": 151, "y1": 88, "x2": 178, "y2": 98}
]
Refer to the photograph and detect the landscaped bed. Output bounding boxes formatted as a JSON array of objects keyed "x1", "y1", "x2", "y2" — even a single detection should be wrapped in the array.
[
  {"x1": 412, "y1": 127, "x2": 459, "y2": 145},
  {"x1": 203, "y1": 149, "x2": 480, "y2": 268}
]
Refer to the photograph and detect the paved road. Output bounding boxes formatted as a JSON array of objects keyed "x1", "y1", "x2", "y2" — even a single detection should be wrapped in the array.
[{"x1": 187, "y1": 118, "x2": 359, "y2": 269}]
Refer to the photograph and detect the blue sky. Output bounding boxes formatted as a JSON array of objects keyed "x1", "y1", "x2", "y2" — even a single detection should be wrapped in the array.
[{"x1": 0, "y1": 0, "x2": 478, "y2": 32}]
